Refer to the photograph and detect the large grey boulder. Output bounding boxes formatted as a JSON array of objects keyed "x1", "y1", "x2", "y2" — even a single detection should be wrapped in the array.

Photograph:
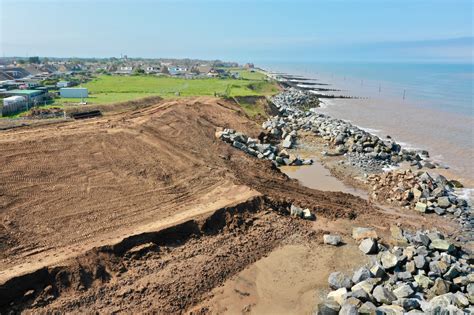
[
  {"x1": 358, "y1": 301, "x2": 376, "y2": 315},
  {"x1": 443, "y1": 265, "x2": 460, "y2": 280},
  {"x1": 290, "y1": 204, "x2": 303, "y2": 217},
  {"x1": 430, "y1": 239, "x2": 455, "y2": 252},
  {"x1": 430, "y1": 278, "x2": 450, "y2": 296},
  {"x1": 302, "y1": 208, "x2": 315, "y2": 220},
  {"x1": 323, "y1": 234, "x2": 342, "y2": 246},
  {"x1": 414, "y1": 202, "x2": 427, "y2": 213},
  {"x1": 373, "y1": 285, "x2": 397, "y2": 304},
  {"x1": 369, "y1": 264, "x2": 386, "y2": 278},
  {"x1": 393, "y1": 283, "x2": 415, "y2": 298},
  {"x1": 376, "y1": 304, "x2": 405, "y2": 314},
  {"x1": 317, "y1": 300, "x2": 340, "y2": 315},
  {"x1": 328, "y1": 271, "x2": 352, "y2": 289},
  {"x1": 281, "y1": 138, "x2": 292, "y2": 149},
  {"x1": 359, "y1": 238, "x2": 378, "y2": 254},
  {"x1": 352, "y1": 267, "x2": 372, "y2": 284},
  {"x1": 400, "y1": 298, "x2": 421, "y2": 311},
  {"x1": 429, "y1": 260, "x2": 448, "y2": 275},
  {"x1": 339, "y1": 303, "x2": 358, "y2": 315},
  {"x1": 352, "y1": 279, "x2": 377, "y2": 295},
  {"x1": 380, "y1": 251, "x2": 398, "y2": 269},
  {"x1": 453, "y1": 292, "x2": 469, "y2": 308},
  {"x1": 437, "y1": 196, "x2": 451, "y2": 208},
  {"x1": 427, "y1": 293, "x2": 454, "y2": 309},
  {"x1": 395, "y1": 271, "x2": 413, "y2": 281},
  {"x1": 413, "y1": 232, "x2": 430, "y2": 246},
  {"x1": 327, "y1": 287, "x2": 347, "y2": 305},
  {"x1": 414, "y1": 274, "x2": 433, "y2": 290},
  {"x1": 351, "y1": 289, "x2": 370, "y2": 302},
  {"x1": 413, "y1": 255, "x2": 427, "y2": 269}
]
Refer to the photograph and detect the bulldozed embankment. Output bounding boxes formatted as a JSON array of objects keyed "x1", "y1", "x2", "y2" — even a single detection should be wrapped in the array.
[
  {"x1": 0, "y1": 196, "x2": 316, "y2": 313},
  {"x1": 0, "y1": 97, "x2": 374, "y2": 312}
]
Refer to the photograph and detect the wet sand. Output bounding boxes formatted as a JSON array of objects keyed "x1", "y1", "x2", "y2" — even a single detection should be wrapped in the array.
[{"x1": 197, "y1": 234, "x2": 367, "y2": 315}]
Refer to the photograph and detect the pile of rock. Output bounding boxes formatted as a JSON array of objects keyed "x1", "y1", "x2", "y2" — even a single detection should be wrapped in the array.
[
  {"x1": 307, "y1": 112, "x2": 440, "y2": 173},
  {"x1": 270, "y1": 87, "x2": 320, "y2": 110},
  {"x1": 28, "y1": 107, "x2": 64, "y2": 118},
  {"x1": 367, "y1": 170, "x2": 469, "y2": 215},
  {"x1": 264, "y1": 89, "x2": 437, "y2": 173},
  {"x1": 216, "y1": 128, "x2": 313, "y2": 166},
  {"x1": 318, "y1": 227, "x2": 473, "y2": 314},
  {"x1": 367, "y1": 170, "x2": 472, "y2": 245}
]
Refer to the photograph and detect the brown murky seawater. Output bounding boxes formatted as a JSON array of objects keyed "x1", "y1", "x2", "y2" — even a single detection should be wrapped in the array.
[{"x1": 281, "y1": 160, "x2": 368, "y2": 199}]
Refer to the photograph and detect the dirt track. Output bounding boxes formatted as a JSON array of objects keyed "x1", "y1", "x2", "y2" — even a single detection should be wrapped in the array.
[{"x1": 0, "y1": 97, "x2": 405, "y2": 313}]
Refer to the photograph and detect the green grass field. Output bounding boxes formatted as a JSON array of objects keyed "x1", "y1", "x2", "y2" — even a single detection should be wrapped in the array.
[
  {"x1": 2, "y1": 69, "x2": 279, "y2": 119},
  {"x1": 55, "y1": 70, "x2": 278, "y2": 106}
]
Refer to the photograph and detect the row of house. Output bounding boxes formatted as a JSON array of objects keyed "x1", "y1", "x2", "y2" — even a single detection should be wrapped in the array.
[{"x1": 113, "y1": 63, "x2": 239, "y2": 79}]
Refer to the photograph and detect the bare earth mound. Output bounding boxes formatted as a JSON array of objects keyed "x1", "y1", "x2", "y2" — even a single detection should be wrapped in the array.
[{"x1": 0, "y1": 97, "x2": 376, "y2": 312}]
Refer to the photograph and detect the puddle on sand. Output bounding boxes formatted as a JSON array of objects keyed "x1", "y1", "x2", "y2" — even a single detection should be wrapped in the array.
[{"x1": 280, "y1": 159, "x2": 368, "y2": 199}]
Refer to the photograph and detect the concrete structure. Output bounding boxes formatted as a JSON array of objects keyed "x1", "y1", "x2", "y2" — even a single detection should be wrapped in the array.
[{"x1": 60, "y1": 87, "x2": 88, "y2": 98}]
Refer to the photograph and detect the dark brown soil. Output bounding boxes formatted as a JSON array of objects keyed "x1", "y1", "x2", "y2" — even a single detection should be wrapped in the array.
[{"x1": 1, "y1": 197, "x2": 316, "y2": 313}]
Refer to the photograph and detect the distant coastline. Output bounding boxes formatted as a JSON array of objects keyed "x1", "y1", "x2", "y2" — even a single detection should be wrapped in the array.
[{"x1": 260, "y1": 62, "x2": 474, "y2": 188}]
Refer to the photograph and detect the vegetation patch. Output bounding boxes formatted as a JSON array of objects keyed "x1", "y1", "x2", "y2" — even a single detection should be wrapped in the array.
[{"x1": 52, "y1": 70, "x2": 279, "y2": 110}]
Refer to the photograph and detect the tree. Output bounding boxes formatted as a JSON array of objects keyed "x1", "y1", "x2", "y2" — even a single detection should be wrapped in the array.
[
  {"x1": 17, "y1": 59, "x2": 26, "y2": 65},
  {"x1": 190, "y1": 66, "x2": 200, "y2": 74},
  {"x1": 161, "y1": 66, "x2": 170, "y2": 75},
  {"x1": 28, "y1": 56, "x2": 40, "y2": 64},
  {"x1": 133, "y1": 68, "x2": 145, "y2": 75}
]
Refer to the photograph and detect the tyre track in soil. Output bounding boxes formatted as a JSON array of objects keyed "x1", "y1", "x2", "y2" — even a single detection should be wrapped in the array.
[{"x1": 0, "y1": 97, "x2": 378, "y2": 312}]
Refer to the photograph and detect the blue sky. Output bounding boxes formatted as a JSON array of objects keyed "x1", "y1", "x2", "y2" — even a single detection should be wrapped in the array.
[{"x1": 1, "y1": 0, "x2": 472, "y2": 63}]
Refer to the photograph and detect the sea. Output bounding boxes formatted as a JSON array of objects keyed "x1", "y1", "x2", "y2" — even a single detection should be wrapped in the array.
[{"x1": 260, "y1": 61, "x2": 474, "y2": 186}]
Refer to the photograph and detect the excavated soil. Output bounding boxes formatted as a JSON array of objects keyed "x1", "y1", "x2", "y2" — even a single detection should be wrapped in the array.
[{"x1": 0, "y1": 97, "x2": 444, "y2": 313}]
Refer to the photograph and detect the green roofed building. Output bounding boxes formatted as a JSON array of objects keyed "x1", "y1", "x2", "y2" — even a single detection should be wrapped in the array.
[{"x1": 2, "y1": 89, "x2": 46, "y2": 105}]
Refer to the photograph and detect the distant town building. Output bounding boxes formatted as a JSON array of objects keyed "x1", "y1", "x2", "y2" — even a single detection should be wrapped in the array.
[
  {"x1": 57, "y1": 81, "x2": 70, "y2": 88},
  {"x1": 60, "y1": 87, "x2": 88, "y2": 98},
  {"x1": 196, "y1": 65, "x2": 212, "y2": 74},
  {"x1": 2, "y1": 89, "x2": 45, "y2": 105},
  {"x1": 115, "y1": 66, "x2": 134, "y2": 75},
  {"x1": 0, "y1": 67, "x2": 30, "y2": 80},
  {"x1": 168, "y1": 66, "x2": 188, "y2": 76},
  {"x1": 1, "y1": 96, "x2": 27, "y2": 116},
  {"x1": 207, "y1": 69, "x2": 219, "y2": 77},
  {"x1": 145, "y1": 66, "x2": 161, "y2": 74},
  {"x1": 244, "y1": 63, "x2": 255, "y2": 69}
]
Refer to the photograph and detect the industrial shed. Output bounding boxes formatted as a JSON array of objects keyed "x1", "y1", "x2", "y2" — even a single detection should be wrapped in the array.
[
  {"x1": 60, "y1": 88, "x2": 88, "y2": 98},
  {"x1": 3, "y1": 89, "x2": 45, "y2": 105},
  {"x1": 1, "y1": 96, "x2": 27, "y2": 116}
]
